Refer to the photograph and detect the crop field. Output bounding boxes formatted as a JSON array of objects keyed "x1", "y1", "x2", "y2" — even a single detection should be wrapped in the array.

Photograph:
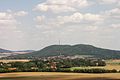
[
  {"x1": 70, "y1": 60, "x2": 120, "y2": 70},
  {"x1": 0, "y1": 59, "x2": 30, "y2": 63},
  {"x1": 106, "y1": 60, "x2": 120, "y2": 65},
  {"x1": 105, "y1": 60, "x2": 120, "y2": 70},
  {"x1": 71, "y1": 64, "x2": 120, "y2": 70},
  {"x1": 0, "y1": 72, "x2": 120, "y2": 80}
]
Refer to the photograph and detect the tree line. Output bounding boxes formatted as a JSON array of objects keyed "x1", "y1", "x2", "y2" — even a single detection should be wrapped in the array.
[{"x1": 0, "y1": 58, "x2": 119, "y2": 73}]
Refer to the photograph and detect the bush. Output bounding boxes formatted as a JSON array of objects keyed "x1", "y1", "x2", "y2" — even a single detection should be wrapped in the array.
[
  {"x1": 56, "y1": 68, "x2": 71, "y2": 72},
  {"x1": 110, "y1": 69, "x2": 117, "y2": 73},
  {"x1": 0, "y1": 68, "x2": 11, "y2": 73}
]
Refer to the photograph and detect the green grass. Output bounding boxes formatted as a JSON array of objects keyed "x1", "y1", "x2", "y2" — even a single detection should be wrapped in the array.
[{"x1": 70, "y1": 66, "x2": 104, "y2": 71}]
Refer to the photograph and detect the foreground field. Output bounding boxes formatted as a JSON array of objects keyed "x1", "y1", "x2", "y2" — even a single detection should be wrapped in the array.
[{"x1": 0, "y1": 72, "x2": 120, "y2": 80}]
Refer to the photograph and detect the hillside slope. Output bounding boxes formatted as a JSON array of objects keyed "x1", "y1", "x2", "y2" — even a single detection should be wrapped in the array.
[{"x1": 6, "y1": 44, "x2": 120, "y2": 59}]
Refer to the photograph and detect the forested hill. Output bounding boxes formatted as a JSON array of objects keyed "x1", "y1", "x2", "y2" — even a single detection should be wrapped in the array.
[{"x1": 7, "y1": 44, "x2": 120, "y2": 59}]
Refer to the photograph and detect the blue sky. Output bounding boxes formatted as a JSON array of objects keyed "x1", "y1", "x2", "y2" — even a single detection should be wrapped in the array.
[{"x1": 0, "y1": 0, "x2": 120, "y2": 50}]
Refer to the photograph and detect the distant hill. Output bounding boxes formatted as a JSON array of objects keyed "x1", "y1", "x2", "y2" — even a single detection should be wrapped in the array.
[
  {"x1": 13, "y1": 50, "x2": 35, "y2": 53},
  {"x1": 0, "y1": 48, "x2": 13, "y2": 58},
  {"x1": 0, "y1": 48, "x2": 12, "y2": 53},
  {"x1": 7, "y1": 44, "x2": 120, "y2": 59},
  {"x1": 0, "y1": 48, "x2": 34, "y2": 58}
]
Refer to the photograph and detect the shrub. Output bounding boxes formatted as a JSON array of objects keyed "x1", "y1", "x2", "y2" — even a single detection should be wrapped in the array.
[{"x1": 56, "y1": 68, "x2": 71, "y2": 72}]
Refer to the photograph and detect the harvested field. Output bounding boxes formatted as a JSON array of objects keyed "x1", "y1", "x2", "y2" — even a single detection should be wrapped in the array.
[
  {"x1": 106, "y1": 60, "x2": 120, "y2": 65},
  {"x1": 0, "y1": 72, "x2": 120, "y2": 80},
  {"x1": 0, "y1": 60, "x2": 30, "y2": 63}
]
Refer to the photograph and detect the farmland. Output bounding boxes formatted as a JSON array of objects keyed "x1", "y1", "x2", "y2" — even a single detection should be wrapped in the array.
[
  {"x1": 0, "y1": 72, "x2": 120, "y2": 80},
  {"x1": 0, "y1": 59, "x2": 30, "y2": 63},
  {"x1": 105, "y1": 60, "x2": 120, "y2": 70},
  {"x1": 70, "y1": 65, "x2": 120, "y2": 71},
  {"x1": 70, "y1": 59, "x2": 120, "y2": 70},
  {"x1": 0, "y1": 59, "x2": 120, "y2": 80}
]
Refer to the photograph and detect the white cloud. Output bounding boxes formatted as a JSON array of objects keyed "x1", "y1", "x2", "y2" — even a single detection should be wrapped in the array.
[
  {"x1": 99, "y1": 0, "x2": 120, "y2": 7},
  {"x1": 56, "y1": 12, "x2": 103, "y2": 24},
  {"x1": 34, "y1": 12, "x2": 104, "y2": 38},
  {"x1": 34, "y1": 12, "x2": 103, "y2": 35},
  {"x1": 0, "y1": 10, "x2": 28, "y2": 31},
  {"x1": 111, "y1": 24, "x2": 120, "y2": 28},
  {"x1": 0, "y1": 12, "x2": 17, "y2": 29},
  {"x1": 0, "y1": 11, "x2": 24, "y2": 40},
  {"x1": 57, "y1": 12, "x2": 83, "y2": 23},
  {"x1": 84, "y1": 13, "x2": 103, "y2": 21},
  {"x1": 34, "y1": 0, "x2": 91, "y2": 13},
  {"x1": 85, "y1": 26, "x2": 98, "y2": 31},
  {"x1": 118, "y1": 1, "x2": 120, "y2": 6},
  {"x1": 34, "y1": 16, "x2": 45, "y2": 24},
  {"x1": 100, "y1": 0, "x2": 119, "y2": 4},
  {"x1": 14, "y1": 11, "x2": 28, "y2": 16},
  {"x1": 104, "y1": 8, "x2": 120, "y2": 19},
  {"x1": 106, "y1": 8, "x2": 120, "y2": 14},
  {"x1": 34, "y1": 3, "x2": 76, "y2": 13}
]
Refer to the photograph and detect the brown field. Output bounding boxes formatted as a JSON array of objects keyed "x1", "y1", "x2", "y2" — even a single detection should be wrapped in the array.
[
  {"x1": 0, "y1": 72, "x2": 120, "y2": 80},
  {"x1": 105, "y1": 60, "x2": 120, "y2": 70},
  {"x1": 106, "y1": 60, "x2": 120, "y2": 64},
  {"x1": 106, "y1": 60, "x2": 120, "y2": 63},
  {"x1": 104, "y1": 65, "x2": 120, "y2": 70},
  {"x1": 0, "y1": 59, "x2": 30, "y2": 63}
]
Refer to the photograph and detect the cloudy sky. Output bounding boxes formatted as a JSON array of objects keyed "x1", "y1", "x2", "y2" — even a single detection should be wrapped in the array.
[{"x1": 0, "y1": 0, "x2": 120, "y2": 50}]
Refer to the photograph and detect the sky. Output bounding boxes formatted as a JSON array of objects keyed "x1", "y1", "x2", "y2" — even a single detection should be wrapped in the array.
[{"x1": 0, "y1": 0, "x2": 120, "y2": 50}]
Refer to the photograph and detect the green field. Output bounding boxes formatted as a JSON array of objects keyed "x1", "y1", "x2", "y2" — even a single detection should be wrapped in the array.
[
  {"x1": 0, "y1": 72, "x2": 120, "y2": 80},
  {"x1": 70, "y1": 65, "x2": 120, "y2": 70}
]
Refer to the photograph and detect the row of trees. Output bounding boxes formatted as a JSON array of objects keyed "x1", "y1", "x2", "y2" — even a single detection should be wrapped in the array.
[
  {"x1": 56, "y1": 68, "x2": 119, "y2": 73},
  {"x1": 56, "y1": 59, "x2": 106, "y2": 68},
  {"x1": 0, "y1": 67, "x2": 119, "y2": 73}
]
